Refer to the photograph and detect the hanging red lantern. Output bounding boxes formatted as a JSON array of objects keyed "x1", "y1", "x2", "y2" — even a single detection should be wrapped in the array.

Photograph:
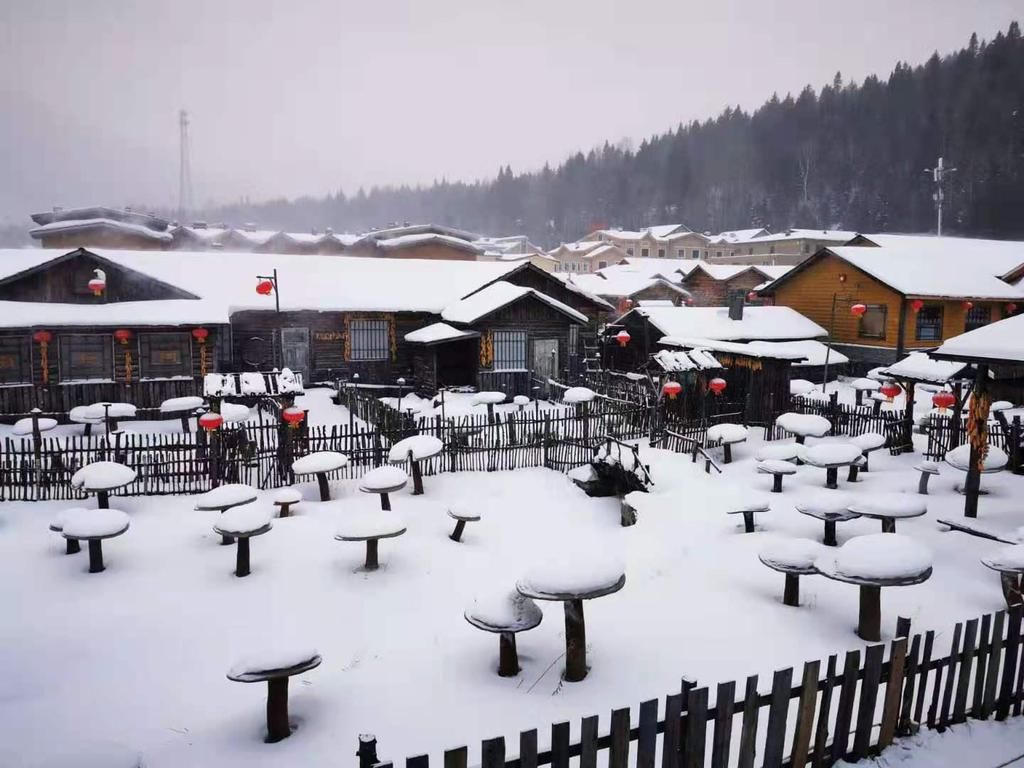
[
  {"x1": 932, "y1": 391, "x2": 955, "y2": 413},
  {"x1": 256, "y1": 279, "x2": 274, "y2": 295},
  {"x1": 709, "y1": 377, "x2": 727, "y2": 396},
  {"x1": 198, "y1": 412, "x2": 224, "y2": 431},
  {"x1": 192, "y1": 327, "x2": 210, "y2": 376},
  {"x1": 615, "y1": 297, "x2": 633, "y2": 316},
  {"x1": 88, "y1": 277, "x2": 106, "y2": 296},
  {"x1": 615, "y1": 329, "x2": 631, "y2": 347},
  {"x1": 113, "y1": 329, "x2": 132, "y2": 345},
  {"x1": 910, "y1": 299, "x2": 924, "y2": 313},
  {"x1": 850, "y1": 303, "x2": 867, "y2": 318},
  {"x1": 1006, "y1": 303, "x2": 1018, "y2": 315},
  {"x1": 962, "y1": 300, "x2": 974, "y2": 311},
  {"x1": 192, "y1": 327, "x2": 209, "y2": 341},
  {"x1": 32, "y1": 330, "x2": 52, "y2": 345},
  {"x1": 282, "y1": 406, "x2": 305, "y2": 429},
  {"x1": 662, "y1": 380, "x2": 682, "y2": 400},
  {"x1": 33, "y1": 330, "x2": 52, "y2": 385},
  {"x1": 746, "y1": 291, "x2": 758, "y2": 302},
  {"x1": 880, "y1": 382, "x2": 901, "y2": 402}
]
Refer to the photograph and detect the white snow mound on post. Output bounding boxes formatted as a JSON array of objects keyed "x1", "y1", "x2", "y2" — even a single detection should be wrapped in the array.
[
  {"x1": 62, "y1": 508, "x2": 130, "y2": 539},
  {"x1": 229, "y1": 647, "x2": 320, "y2": 678},
  {"x1": 776, "y1": 412, "x2": 831, "y2": 437},
  {"x1": 293, "y1": 451, "x2": 349, "y2": 474},
  {"x1": 217, "y1": 506, "x2": 273, "y2": 534},
  {"x1": 337, "y1": 509, "x2": 405, "y2": 539},
  {"x1": 707, "y1": 423, "x2": 748, "y2": 444},
  {"x1": 818, "y1": 533, "x2": 932, "y2": 581},
  {"x1": 194, "y1": 484, "x2": 257, "y2": 509},
  {"x1": 388, "y1": 435, "x2": 443, "y2": 462},
  {"x1": 160, "y1": 396, "x2": 204, "y2": 413},
  {"x1": 70, "y1": 462, "x2": 137, "y2": 490},
  {"x1": 946, "y1": 444, "x2": 1008, "y2": 471},
  {"x1": 563, "y1": 387, "x2": 596, "y2": 404}
]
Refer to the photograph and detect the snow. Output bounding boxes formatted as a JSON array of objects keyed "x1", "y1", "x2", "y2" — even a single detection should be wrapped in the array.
[
  {"x1": 797, "y1": 491, "x2": 857, "y2": 517},
  {"x1": 651, "y1": 349, "x2": 721, "y2": 372},
  {"x1": 981, "y1": 545, "x2": 1024, "y2": 572},
  {"x1": 336, "y1": 509, "x2": 406, "y2": 540},
  {"x1": 802, "y1": 443, "x2": 864, "y2": 467},
  {"x1": 293, "y1": 451, "x2": 349, "y2": 475},
  {"x1": 706, "y1": 423, "x2": 748, "y2": 444},
  {"x1": 851, "y1": 378, "x2": 881, "y2": 391},
  {"x1": 776, "y1": 412, "x2": 831, "y2": 437},
  {"x1": 273, "y1": 487, "x2": 303, "y2": 504},
  {"x1": 991, "y1": 400, "x2": 1014, "y2": 412},
  {"x1": 818, "y1": 533, "x2": 933, "y2": 581},
  {"x1": 84, "y1": 402, "x2": 137, "y2": 420},
  {"x1": 239, "y1": 372, "x2": 266, "y2": 396},
  {"x1": 472, "y1": 391, "x2": 506, "y2": 406},
  {"x1": 757, "y1": 459, "x2": 797, "y2": 475},
  {"x1": 945, "y1": 444, "x2": 1009, "y2": 472},
  {"x1": 359, "y1": 466, "x2": 408, "y2": 492},
  {"x1": 563, "y1": 387, "x2": 596, "y2": 404},
  {"x1": 159, "y1": 396, "x2": 205, "y2": 414},
  {"x1": 194, "y1": 484, "x2": 258, "y2": 510},
  {"x1": 754, "y1": 443, "x2": 800, "y2": 462},
  {"x1": 789, "y1": 379, "x2": 816, "y2": 396},
  {"x1": 61, "y1": 508, "x2": 130, "y2": 539},
  {"x1": 845, "y1": 717, "x2": 1024, "y2": 768},
  {"x1": 880, "y1": 352, "x2": 967, "y2": 384},
  {"x1": 70, "y1": 462, "x2": 137, "y2": 491},
  {"x1": 29, "y1": 217, "x2": 173, "y2": 242},
  {"x1": 277, "y1": 368, "x2": 302, "y2": 394},
  {"x1": 404, "y1": 323, "x2": 478, "y2": 344},
  {"x1": 442, "y1": 281, "x2": 587, "y2": 325},
  {"x1": 12, "y1": 416, "x2": 57, "y2": 435},
  {"x1": 221, "y1": 403, "x2": 251, "y2": 423},
  {"x1": 518, "y1": 544, "x2": 625, "y2": 597},
  {"x1": 759, "y1": 539, "x2": 823, "y2": 571},
  {"x1": 512, "y1": 396, "x2": 531, "y2": 406},
  {"x1": 465, "y1": 592, "x2": 543, "y2": 632},
  {"x1": 570, "y1": 273, "x2": 688, "y2": 301},
  {"x1": 849, "y1": 493, "x2": 928, "y2": 519},
  {"x1": 49, "y1": 507, "x2": 90, "y2": 531},
  {"x1": 634, "y1": 305, "x2": 826, "y2": 342},
  {"x1": 388, "y1": 436, "x2": 443, "y2": 462},
  {"x1": 746, "y1": 340, "x2": 849, "y2": 367},
  {"x1": 204, "y1": 374, "x2": 237, "y2": 397},
  {"x1": 68, "y1": 406, "x2": 103, "y2": 424},
  {"x1": 851, "y1": 432, "x2": 887, "y2": 451},
  {"x1": 215, "y1": 506, "x2": 274, "y2": 535},
  {"x1": 567, "y1": 464, "x2": 596, "y2": 483},
  {"x1": 935, "y1": 313, "x2": 1024, "y2": 364},
  {"x1": 228, "y1": 647, "x2": 321, "y2": 679}
]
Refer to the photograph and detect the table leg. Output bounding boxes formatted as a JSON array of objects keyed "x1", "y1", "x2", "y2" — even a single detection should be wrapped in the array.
[
  {"x1": 858, "y1": 585, "x2": 881, "y2": 642},
  {"x1": 824, "y1": 520, "x2": 838, "y2": 547},
  {"x1": 66, "y1": 538, "x2": 80, "y2": 555},
  {"x1": 365, "y1": 539, "x2": 379, "y2": 570},
  {"x1": 265, "y1": 677, "x2": 290, "y2": 743},
  {"x1": 316, "y1": 473, "x2": 331, "y2": 502},
  {"x1": 564, "y1": 599, "x2": 587, "y2": 682},
  {"x1": 87, "y1": 539, "x2": 104, "y2": 573},
  {"x1": 411, "y1": 460, "x2": 424, "y2": 495},
  {"x1": 97, "y1": 490, "x2": 109, "y2": 509},
  {"x1": 380, "y1": 493, "x2": 391, "y2": 511},
  {"x1": 772, "y1": 474, "x2": 783, "y2": 493},
  {"x1": 450, "y1": 520, "x2": 466, "y2": 542},
  {"x1": 783, "y1": 574, "x2": 800, "y2": 607},
  {"x1": 236, "y1": 537, "x2": 250, "y2": 577},
  {"x1": 825, "y1": 467, "x2": 838, "y2": 489},
  {"x1": 723, "y1": 444, "x2": 733, "y2": 464},
  {"x1": 881, "y1": 518, "x2": 896, "y2": 534},
  {"x1": 742, "y1": 511, "x2": 755, "y2": 533},
  {"x1": 498, "y1": 632, "x2": 519, "y2": 677}
]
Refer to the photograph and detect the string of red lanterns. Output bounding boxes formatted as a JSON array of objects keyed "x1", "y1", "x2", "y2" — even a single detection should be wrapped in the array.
[
  {"x1": 192, "y1": 327, "x2": 210, "y2": 376},
  {"x1": 33, "y1": 330, "x2": 52, "y2": 385}
]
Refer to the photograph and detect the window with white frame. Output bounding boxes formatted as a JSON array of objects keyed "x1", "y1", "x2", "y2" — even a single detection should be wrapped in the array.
[
  {"x1": 657, "y1": 248, "x2": 665, "y2": 258},
  {"x1": 350, "y1": 319, "x2": 389, "y2": 360},
  {"x1": 677, "y1": 249, "x2": 685, "y2": 258},
  {"x1": 492, "y1": 330, "x2": 527, "y2": 371},
  {"x1": 691, "y1": 249, "x2": 700, "y2": 259},
  {"x1": 641, "y1": 247, "x2": 649, "y2": 258}
]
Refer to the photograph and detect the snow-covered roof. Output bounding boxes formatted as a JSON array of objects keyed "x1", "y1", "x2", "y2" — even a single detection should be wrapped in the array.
[
  {"x1": 172, "y1": 225, "x2": 232, "y2": 244},
  {"x1": 231, "y1": 229, "x2": 278, "y2": 245},
  {"x1": 933, "y1": 313, "x2": 1024, "y2": 365},
  {"x1": 569, "y1": 272, "x2": 689, "y2": 300},
  {"x1": 651, "y1": 348, "x2": 722, "y2": 372},
  {"x1": 879, "y1": 352, "x2": 969, "y2": 383},
  {"x1": 748, "y1": 229, "x2": 858, "y2": 244},
  {"x1": 404, "y1": 323, "x2": 479, "y2": 344},
  {"x1": 375, "y1": 232, "x2": 483, "y2": 254},
  {"x1": 659, "y1": 336, "x2": 811, "y2": 360},
  {"x1": 746, "y1": 340, "x2": 848, "y2": 367},
  {"x1": 29, "y1": 218, "x2": 173, "y2": 242},
  {"x1": 0, "y1": 299, "x2": 228, "y2": 327},
  {"x1": 601, "y1": 258, "x2": 691, "y2": 280},
  {"x1": 442, "y1": 281, "x2": 587, "y2": 325},
  {"x1": 553, "y1": 240, "x2": 604, "y2": 254},
  {"x1": 633, "y1": 305, "x2": 826, "y2": 342},
  {"x1": 709, "y1": 228, "x2": 769, "y2": 245}
]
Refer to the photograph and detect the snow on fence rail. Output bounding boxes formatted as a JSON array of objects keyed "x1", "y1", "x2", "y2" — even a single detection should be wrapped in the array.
[{"x1": 370, "y1": 608, "x2": 1024, "y2": 768}]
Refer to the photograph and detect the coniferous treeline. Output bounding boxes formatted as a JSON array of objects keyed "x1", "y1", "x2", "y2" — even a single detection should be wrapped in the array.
[{"x1": 200, "y1": 24, "x2": 1024, "y2": 246}]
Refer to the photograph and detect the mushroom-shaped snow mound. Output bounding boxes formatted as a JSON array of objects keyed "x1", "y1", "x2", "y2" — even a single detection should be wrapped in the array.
[
  {"x1": 388, "y1": 435, "x2": 443, "y2": 462},
  {"x1": 563, "y1": 387, "x2": 596, "y2": 404},
  {"x1": 776, "y1": 412, "x2": 831, "y2": 438},
  {"x1": 292, "y1": 451, "x2": 349, "y2": 475},
  {"x1": 816, "y1": 533, "x2": 932, "y2": 583},
  {"x1": 71, "y1": 462, "x2": 137, "y2": 491},
  {"x1": 336, "y1": 509, "x2": 406, "y2": 540},
  {"x1": 194, "y1": 483, "x2": 257, "y2": 510},
  {"x1": 707, "y1": 423, "x2": 749, "y2": 444},
  {"x1": 217, "y1": 506, "x2": 274, "y2": 535},
  {"x1": 62, "y1": 508, "x2": 130, "y2": 539},
  {"x1": 465, "y1": 591, "x2": 543, "y2": 633},
  {"x1": 946, "y1": 444, "x2": 1009, "y2": 472},
  {"x1": 472, "y1": 391, "x2": 506, "y2": 405},
  {"x1": 359, "y1": 465, "x2": 408, "y2": 492}
]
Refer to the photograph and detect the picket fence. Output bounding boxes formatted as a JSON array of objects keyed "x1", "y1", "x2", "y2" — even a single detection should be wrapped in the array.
[{"x1": 368, "y1": 609, "x2": 1024, "y2": 768}]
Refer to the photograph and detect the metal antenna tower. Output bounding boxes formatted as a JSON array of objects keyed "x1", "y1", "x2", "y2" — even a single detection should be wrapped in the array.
[
  {"x1": 178, "y1": 109, "x2": 193, "y2": 217},
  {"x1": 923, "y1": 156, "x2": 955, "y2": 236}
]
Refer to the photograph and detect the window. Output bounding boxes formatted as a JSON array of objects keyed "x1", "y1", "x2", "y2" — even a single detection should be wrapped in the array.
[
  {"x1": 965, "y1": 304, "x2": 991, "y2": 332},
  {"x1": 641, "y1": 247, "x2": 649, "y2": 258},
  {"x1": 748, "y1": 247, "x2": 754, "y2": 255},
  {"x1": 0, "y1": 336, "x2": 30, "y2": 384},
  {"x1": 692, "y1": 249, "x2": 700, "y2": 259},
  {"x1": 802, "y1": 241, "x2": 811, "y2": 253},
  {"x1": 139, "y1": 332, "x2": 192, "y2": 378},
  {"x1": 598, "y1": 261, "x2": 607, "y2": 269},
  {"x1": 769, "y1": 245, "x2": 776, "y2": 255},
  {"x1": 915, "y1": 306, "x2": 943, "y2": 341},
  {"x1": 350, "y1": 319, "x2": 389, "y2": 360},
  {"x1": 657, "y1": 248, "x2": 665, "y2": 258},
  {"x1": 492, "y1": 330, "x2": 527, "y2": 371},
  {"x1": 626, "y1": 247, "x2": 634, "y2": 256},
  {"x1": 857, "y1": 305, "x2": 887, "y2": 339},
  {"x1": 677, "y1": 249, "x2": 685, "y2": 258},
  {"x1": 59, "y1": 334, "x2": 113, "y2": 381},
  {"x1": 568, "y1": 326, "x2": 579, "y2": 356},
  {"x1": 716, "y1": 251, "x2": 722, "y2": 259}
]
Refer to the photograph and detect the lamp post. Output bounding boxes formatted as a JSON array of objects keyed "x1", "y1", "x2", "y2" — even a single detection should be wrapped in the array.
[
  {"x1": 822, "y1": 292, "x2": 856, "y2": 393},
  {"x1": 256, "y1": 268, "x2": 281, "y2": 369}
]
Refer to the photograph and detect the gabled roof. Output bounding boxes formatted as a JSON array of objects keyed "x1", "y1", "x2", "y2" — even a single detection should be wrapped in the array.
[
  {"x1": 627, "y1": 305, "x2": 826, "y2": 342},
  {"x1": 31, "y1": 207, "x2": 169, "y2": 230},
  {"x1": 880, "y1": 352, "x2": 968, "y2": 384},
  {"x1": 361, "y1": 223, "x2": 480, "y2": 242},
  {"x1": 404, "y1": 323, "x2": 480, "y2": 345},
  {"x1": 709, "y1": 228, "x2": 770, "y2": 245},
  {"x1": 933, "y1": 313, "x2": 1024, "y2": 365},
  {"x1": 375, "y1": 233, "x2": 484, "y2": 255},
  {"x1": 569, "y1": 272, "x2": 689, "y2": 300},
  {"x1": 680, "y1": 262, "x2": 791, "y2": 283},
  {"x1": 442, "y1": 281, "x2": 587, "y2": 325},
  {"x1": 745, "y1": 228, "x2": 858, "y2": 244}
]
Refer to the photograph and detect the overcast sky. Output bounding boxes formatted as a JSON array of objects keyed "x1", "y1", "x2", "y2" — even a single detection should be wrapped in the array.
[{"x1": 0, "y1": 0, "x2": 1020, "y2": 224}]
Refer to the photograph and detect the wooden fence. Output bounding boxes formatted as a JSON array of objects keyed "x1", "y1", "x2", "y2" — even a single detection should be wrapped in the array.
[
  {"x1": 924, "y1": 413, "x2": 1015, "y2": 464},
  {"x1": 765, "y1": 396, "x2": 903, "y2": 446},
  {"x1": 0, "y1": 378, "x2": 203, "y2": 422},
  {"x1": 371, "y1": 608, "x2": 1024, "y2": 768}
]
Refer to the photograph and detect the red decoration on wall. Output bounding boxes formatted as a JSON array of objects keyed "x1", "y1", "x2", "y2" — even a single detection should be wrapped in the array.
[
  {"x1": 746, "y1": 291, "x2": 758, "y2": 302},
  {"x1": 192, "y1": 327, "x2": 209, "y2": 376},
  {"x1": 199, "y1": 412, "x2": 224, "y2": 431},
  {"x1": 282, "y1": 406, "x2": 305, "y2": 429},
  {"x1": 615, "y1": 330, "x2": 631, "y2": 347},
  {"x1": 113, "y1": 329, "x2": 132, "y2": 344},
  {"x1": 850, "y1": 303, "x2": 867, "y2": 317},
  {"x1": 932, "y1": 391, "x2": 955, "y2": 413},
  {"x1": 709, "y1": 377, "x2": 727, "y2": 396},
  {"x1": 32, "y1": 330, "x2": 52, "y2": 344},
  {"x1": 662, "y1": 380, "x2": 682, "y2": 400},
  {"x1": 191, "y1": 327, "x2": 209, "y2": 341},
  {"x1": 33, "y1": 330, "x2": 52, "y2": 385},
  {"x1": 1007, "y1": 303, "x2": 1018, "y2": 315},
  {"x1": 962, "y1": 300, "x2": 974, "y2": 311},
  {"x1": 910, "y1": 299, "x2": 924, "y2": 312},
  {"x1": 256, "y1": 279, "x2": 274, "y2": 295}
]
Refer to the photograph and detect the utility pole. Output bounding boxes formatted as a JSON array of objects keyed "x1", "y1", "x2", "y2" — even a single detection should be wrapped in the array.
[
  {"x1": 924, "y1": 156, "x2": 955, "y2": 236},
  {"x1": 179, "y1": 109, "x2": 193, "y2": 219}
]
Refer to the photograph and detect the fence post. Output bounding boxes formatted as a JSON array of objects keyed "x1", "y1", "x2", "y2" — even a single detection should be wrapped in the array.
[{"x1": 357, "y1": 734, "x2": 378, "y2": 768}]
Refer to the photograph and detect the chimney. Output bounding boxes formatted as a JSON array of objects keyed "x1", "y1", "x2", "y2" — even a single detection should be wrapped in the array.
[{"x1": 728, "y1": 294, "x2": 745, "y2": 321}]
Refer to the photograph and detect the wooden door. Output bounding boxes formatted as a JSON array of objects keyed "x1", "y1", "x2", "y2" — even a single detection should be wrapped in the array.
[
  {"x1": 532, "y1": 338, "x2": 559, "y2": 397},
  {"x1": 281, "y1": 327, "x2": 310, "y2": 378}
]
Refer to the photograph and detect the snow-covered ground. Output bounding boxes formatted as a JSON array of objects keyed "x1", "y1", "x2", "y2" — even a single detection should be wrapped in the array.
[
  {"x1": 842, "y1": 717, "x2": 1024, "y2": 767},
  {"x1": 2, "y1": 398, "x2": 1023, "y2": 766}
]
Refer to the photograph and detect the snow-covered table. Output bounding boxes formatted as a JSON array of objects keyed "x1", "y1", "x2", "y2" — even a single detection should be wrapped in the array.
[
  {"x1": 796, "y1": 492, "x2": 860, "y2": 547},
  {"x1": 448, "y1": 506, "x2": 481, "y2": 542},
  {"x1": 220, "y1": 403, "x2": 251, "y2": 424},
  {"x1": 754, "y1": 443, "x2": 801, "y2": 463},
  {"x1": 727, "y1": 496, "x2": 771, "y2": 533},
  {"x1": 464, "y1": 591, "x2": 543, "y2": 677},
  {"x1": 12, "y1": 411, "x2": 57, "y2": 437},
  {"x1": 945, "y1": 444, "x2": 1008, "y2": 495},
  {"x1": 851, "y1": 432, "x2": 887, "y2": 471},
  {"x1": 706, "y1": 423, "x2": 749, "y2": 464},
  {"x1": 61, "y1": 508, "x2": 130, "y2": 574},
  {"x1": 194, "y1": 483, "x2": 259, "y2": 545},
  {"x1": 388, "y1": 435, "x2": 443, "y2": 495},
  {"x1": 213, "y1": 506, "x2": 273, "y2": 577},
  {"x1": 848, "y1": 493, "x2": 927, "y2": 533},
  {"x1": 790, "y1": 379, "x2": 815, "y2": 397},
  {"x1": 159, "y1": 396, "x2": 205, "y2": 432},
  {"x1": 981, "y1": 546, "x2": 1024, "y2": 608},
  {"x1": 472, "y1": 391, "x2": 506, "y2": 422},
  {"x1": 759, "y1": 539, "x2": 824, "y2": 606},
  {"x1": 513, "y1": 395, "x2": 531, "y2": 412},
  {"x1": 517, "y1": 561, "x2": 625, "y2": 682},
  {"x1": 227, "y1": 648, "x2": 322, "y2": 743},
  {"x1": 335, "y1": 509, "x2": 406, "y2": 570},
  {"x1": 914, "y1": 461, "x2": 941, "y2": 494},
  {"x1": 359, "y1": 466, "x2": 408, "y2": 511},
  {"x1": 50, "y1": 507, "x2": 91, "y2": 554},
  {"x1": 775, "y1": 412, "x2": 831, "y2": 445},
  {"x1": 757, "y1": 459, "x2": 797, "y2": 493},
  {"x1": 292, "y1": 451, "x2": 349, "y2": 501},
  {"x1": 801, "y1": 443, "x2": 863, "y2": 489},
  {"x1": 564, "y1": 386, "x2": 596, "y2": 404},
  {"x1": 851, "y1": 378, "x2": 881, "y2": 405},
  {"x1": 815, "y1": 533, "x2": 933, "y2": 641},
  {"x1": 68, "y1": 405, "x2": 103, "y2": 436},
  {"x1": 272, "y1": 487, "x2": 302, "y2": 517},
  {"x1": 84, "y1": 402, "x2": 137, "y2": 431},
  {"x1": 71, "y1": 461, "x2": 137, "y2": 509}
]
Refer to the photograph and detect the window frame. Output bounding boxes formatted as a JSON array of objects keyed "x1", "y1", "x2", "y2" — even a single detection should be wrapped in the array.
[
  {"x1": 915, "y1": 305, "x2": 944, "y2": 342},
  {"x1": 640, "y1": 247, "x2": 650, "y2": 258},
  {"x1": 138, "y1": 332, "x2": 193, "y2": 379},
  {"x1": 964, "y1": 304, "x2": 991, "y2": 332},
  {"x1": 350, "y1": 318, "x2": 390, "y2": 361},
  {"x1": 492, "y1": 330, "x2": 528, "y2": 372},
  {"x1": 58, "y1": 333, "x2": 114, "y2": 382},
  {"x1": 0, "y1": 335, "x2": 31, "y2": 384},
  {"x1": 857, "y1": 304, "x2": 888, "y2": 340}
]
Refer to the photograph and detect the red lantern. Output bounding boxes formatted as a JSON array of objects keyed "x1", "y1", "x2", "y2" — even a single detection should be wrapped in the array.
[
  {"x1": 962, "y1": 300, "x2": 974, "y2": 311},
  {"x1": 33, "y1": 329, "x2": 52, "y2": 385},
  {"x1": 198, "y1": 412, "x2": 223, "y2": 431},
  {"x1": 256, "y1": 279, "x2": 274, "y2": 295},
  {"x1": 662, "y1": 380, "x2": 682, "y2": 400},
  {"x1": 850, "y1": 303, "x2": 867, "y2": 318},
  {"x1": 88, "y1": 277, "x2": 106, "y2": 296},
  {"x1": 911, "y1": 299, "x2": 924, "y2": 313},
  {"x1": 616, "y1": 297, "x2": 633, "y2": 316},
  {"x1": 113, "y1": 329, "x2": 132, "y2": 345},
  {"x1": 32, "y1": 330, "x2": 52, "y2": 344},
  {"x1": 746, "y1": 291, "x2": 758, "y2": 302},
  {"x1": 932, "y1": 391, "x2": 955, "y2": 413},
  {"x1": 880, "y1": 382, "x2": 901, "y2": 401},
  {"x1": 709, "y1": 377, "x2": 727, "y2": 396},
  {"x1": 615, "y1": 329, "x2": 631, "y2": 347},
  {"x1": 282, "y1": 406, "x2": 305, "y2": 429},
  {"x1": 192, "y1": 327, "x2": 209, "y2": 341},
  {"x1": 1006, "y1": 303, "x2": 1018, "y2": 315}
]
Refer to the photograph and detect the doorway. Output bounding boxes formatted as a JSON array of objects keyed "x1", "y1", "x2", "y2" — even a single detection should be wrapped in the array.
[
  {"x1": 532, "y1": 338, "x2": 559, "y2": 397},
  {"x1": 281, "y1": 327, "x2": 310, "y2": 379}
]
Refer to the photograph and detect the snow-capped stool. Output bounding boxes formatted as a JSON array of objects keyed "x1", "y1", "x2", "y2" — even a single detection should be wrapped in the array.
[
  {"x1": 273, "y1": 487, "x2": 303, "y2": 517},
  {"x1": 213, "y1": 506, "x2": 273, "y2": 577},
  {"x1": 195, "y1": 483, "x2": 259, "y2": 545},
  {"x1": 991, "y1": 401, "x2": 1014, "y2": 413},
  {"x1": 334, "y1": 509, "x2": 406, "y2": 570},
  {"x1": 851, "y1": 377, "x2": 881, "y2": 405},
  {"x1": 61, "y1": 508, "x2": 130, "y2": 574},
  {"x1": 50, "y1": 507, "x2": 91, "y2": 554},
  {"x1": 359, "y1": 465, "x2": 408, "y2": 511},
  {"x1": 757, "y1": 459, "x2": 797, "y2": 493},
  {"x1": 159, "y1": 395, "x2": 205, "y2": 432},
  {"x1": 914, "y1": 461, "x2": 941, "y2": 495},
  {"x1": 759, "y1": 539, "x2": 824, "y2": 606},
  {"x1": 846, "y1": 454, "x2": 868, "y2": 483},
  {"x1": 727, "y1": 497, "x2": 771, "y2": 533},
  {"x1": 851, "y1": 432, "x2": 887, "y2": 471},
  {"x1": 465, "y1": 591, "x2": 543, "y2": 677},
  {"x1": 227, "y1": 648, "x2": 322, "y2": 743},
  {"x1": 849, "y1": 493, "x2": 927, "y2": 534},
  {"x1": 754, "y1": 443, "x2": 801, "y2": 463},
  {"x1": 517, "y1": 561, "x2": 625, "y2": 683},
  {"x1": 513, "y1": 395, "x2": 531, "y2": 412},
  {"x1": 388, "y1": 435, "x2": 443, "y2": 496},
  {"x1": 84, "y1": 401, "x2": 137, "y2": 432},
  {"x1": 71, "y1": 461, "x2": 137, "y2": 509},
  {"x1": 472, "y1": 391, "x2": 506, "y2": 422},
  {"x1": 775, "y1": 412, "x2": 831, "y2": 444},
  {"x1": 981, "y1": 546, "x2": 1024, "y2": 608},
  {"x1": 69, "y1": 405, "x2": 103, "y2": 436},
  {"x1": 292, "y1": 451, "x2": 349, "y2": 501},
  {"x1": 945, "y1": 444, "x2": 1008, "y2": 494},
  {"x1": 789, "y1": 379, "x2": 815, "y2": 397},
  {"x1": 221, "y1": 403, "x2": 251, "y2": 424},
  {"x1": 12, "y1": 410, "x2": 57, "y2": 438},
  {"x1": 448, "y1": 506, "x2": 481, "y2": 542},
  {"x1": 815, "y1": 533, "x2": 932, "y2": 641},
  {"x1": 796, "y1": 493, "x2": 860, "y2": 547},
  {"x1": 802, "y1": 443, "x2": 863, "y2": 489},
  {"x1": 706, "y1": 423, "x2": 749, "y2": 464}
]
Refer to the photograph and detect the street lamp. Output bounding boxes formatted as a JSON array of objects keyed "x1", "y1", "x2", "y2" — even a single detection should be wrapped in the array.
[
  {"x1": 821, "y1": 292, "x2": 857, "y2": 393},
  {"x1": 255, "y1": 269, "x2": 281, "y2": 313}
]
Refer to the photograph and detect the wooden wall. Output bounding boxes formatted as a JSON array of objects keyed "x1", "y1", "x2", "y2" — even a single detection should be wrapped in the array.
[
  {"x1": 36, "y1": 231, "x2": 165, "y2": 251},
  {"x1": 503, "y1": 265, "x2": 607, "y2": 325},
  {"x1": 682, "y1": 270, "x2": 763, "y2": 306},
  {"x1": 631, "y1": 283, "x2": 689, "y2": 306}
]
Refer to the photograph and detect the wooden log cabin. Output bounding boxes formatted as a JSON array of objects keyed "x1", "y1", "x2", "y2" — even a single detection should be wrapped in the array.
[
  {"x1": 0, "y1": 247, "x2": 611, "y2": 417},
  {"x1": 760, "y1": 234, "x2": 1024, "y2": 371}
]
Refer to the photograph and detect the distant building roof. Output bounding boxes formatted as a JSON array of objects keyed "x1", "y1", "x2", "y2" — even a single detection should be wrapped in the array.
[
  {"x1": 29, "y1": 218, "x2": 173, "y2": 243},
  {"x1": 628, "y1": 305, "x2": 827, "y2": 342},
  {"x1": 30, "y1": 206, "x2": 170, "y2": 231}
]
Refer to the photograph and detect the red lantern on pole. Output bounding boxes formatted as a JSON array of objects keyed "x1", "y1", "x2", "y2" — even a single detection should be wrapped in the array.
[
  {"x1": 662, "y1": 380, "x2": 682, "y2": 400},
  {"x1": 282, "y1": 406, "x2": 305, "y2": 429},
  {"x1": 615, "y1": 330, "x2": 631, "y2": 347},
  {"x1": 850, "y1": 303, "x2": 867, "y2": 318},
  {"x1": 880, "y1": 382, "x2": 901, "y2": 402},
  {"x1": 709, "y1": 377, "x2": 727, "y2": 396},
  {"x1": 932, "y1": 391, "x2": 955, "y2": 413},
  {"x1": 256, "y1": 279, "x2": 274, "y2": 295},
  {"x1": 911, "y1": 299, "x2": 924, "y2": 313},
  {"x1": 113, "y1": 329, "x2": 132, "y2": 345},
  {"x1": 962, "y1": 300, "x2": 974, "y2": 311},
  {"x1": 198, "y1": 412, "x2": 223, "y2": 431},
  {"x1": 192, "y1": 327, "x2": 210, "y2": 376}
]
